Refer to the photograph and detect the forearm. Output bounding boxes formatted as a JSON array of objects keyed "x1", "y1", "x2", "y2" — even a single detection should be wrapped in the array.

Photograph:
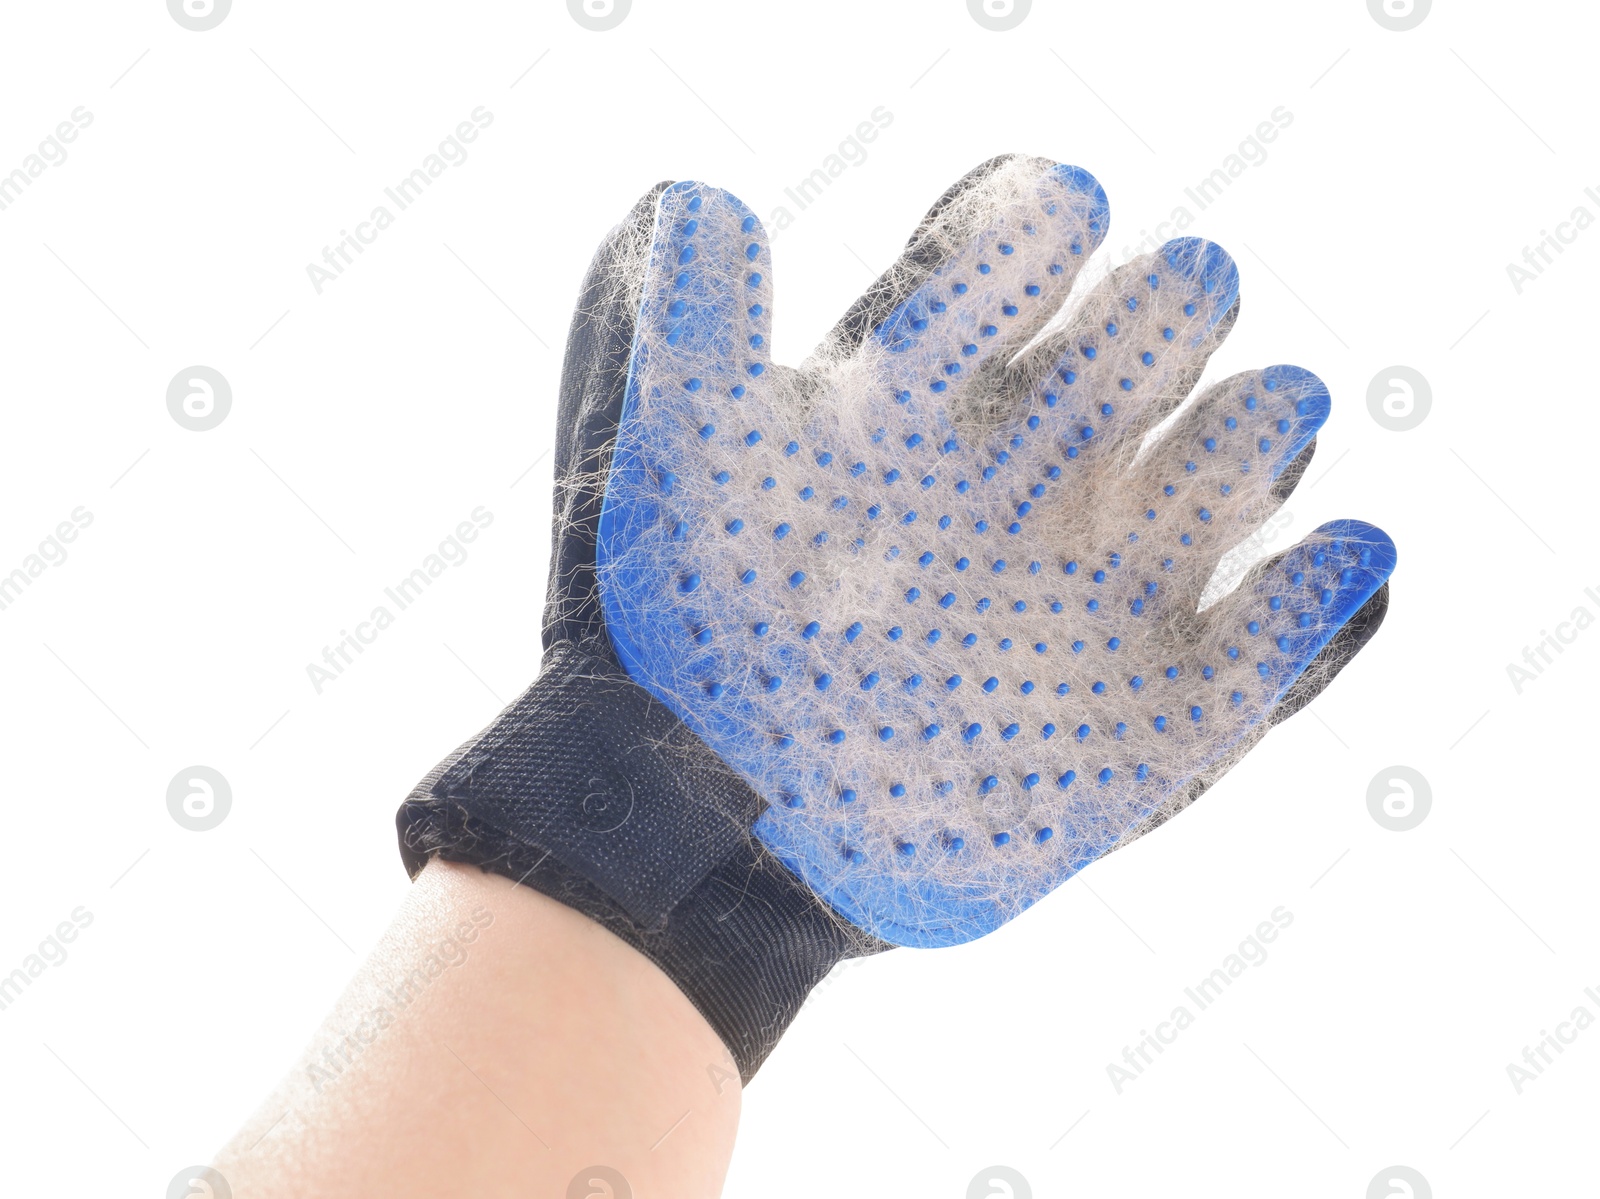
[{"x1": 216, "y1": 858, "x2": 741, "y2": 1198}]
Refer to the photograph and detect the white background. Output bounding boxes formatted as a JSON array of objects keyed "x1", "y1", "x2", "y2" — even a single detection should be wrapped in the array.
[{"x1": 0, "y1": 1, "x2": 1594, "y2": 1195}]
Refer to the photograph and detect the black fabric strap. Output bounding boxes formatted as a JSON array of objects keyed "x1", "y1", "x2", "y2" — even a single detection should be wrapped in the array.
[{"x1": 397, "y1": 639, "x2": 884, "y2": 1081}]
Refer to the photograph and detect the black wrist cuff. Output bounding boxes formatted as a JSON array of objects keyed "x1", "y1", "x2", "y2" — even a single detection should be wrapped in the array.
[{"x1": 396, "y1": 639, "x2": 885, "y2": 1081}]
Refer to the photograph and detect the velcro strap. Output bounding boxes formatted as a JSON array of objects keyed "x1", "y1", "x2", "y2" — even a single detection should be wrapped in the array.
[{"x1": 418, "y1": 639, "x2": 763, "y2": 929}]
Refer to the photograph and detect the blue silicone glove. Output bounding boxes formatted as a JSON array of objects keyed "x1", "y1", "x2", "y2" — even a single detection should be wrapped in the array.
[{"x1": 400, "y1": 155, "x2": 1395, "y2": 1077}]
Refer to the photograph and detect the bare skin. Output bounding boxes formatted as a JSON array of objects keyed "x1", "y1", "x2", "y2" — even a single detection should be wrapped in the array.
[{"x1": 216, "y1": 859, "x2": 742, "y2": 1198}]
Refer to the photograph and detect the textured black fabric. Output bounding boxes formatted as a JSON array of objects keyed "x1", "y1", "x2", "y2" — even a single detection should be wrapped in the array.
[
  {"x1": 410, "y1": 640, "x2": 762, "y2": 927},
  {"x1": 398, "y1": 641, "x2": 879, "y2": 1079},
  {"x1": 542, "y1": 182, "x2": 673, "y2": 651}
]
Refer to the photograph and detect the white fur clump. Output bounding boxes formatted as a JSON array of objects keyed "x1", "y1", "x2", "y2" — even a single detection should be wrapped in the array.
[{"x1": 594, "y1": 157, "x2": 1379, "y2": 944}]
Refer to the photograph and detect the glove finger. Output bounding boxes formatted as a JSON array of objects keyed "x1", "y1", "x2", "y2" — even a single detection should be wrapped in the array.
[
  {"x1": 1191, "y1": 519, "x2": 1396, "y2": 725},
  {"x1": 1073, "y1": 521, "x2": 1393, "y2": 867},
  {"x1": 856, "y1": 157, "x2": 1110, "y2": 428},
  {"x1": 818, "y1": 153, "x2": 1025, "y2": 361},
  {"x1": 544, "y1": 180, "x2": 676, "y2": 650},
  {"x1": 1119, "y1": 364, "x2": 1330, "y2": 615},
  {"x1": 1102, "y1": 573, "x2": 1389, "y2": 854},
  {"x1": 997, "y1": 238, "x2": 1239, "y2": 479},
  {"x1": 630, "y1": 182, "x2": 776, "y2": 416}
]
